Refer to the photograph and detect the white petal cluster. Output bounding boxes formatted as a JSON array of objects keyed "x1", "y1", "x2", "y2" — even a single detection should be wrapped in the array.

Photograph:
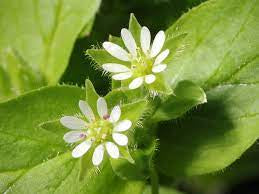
[
  {"x1": 102, "y1": 26, "x2": 169, "y2": 90},
  {"x1": 60, "y1": 97, "x2": 132, "y2": 166}
]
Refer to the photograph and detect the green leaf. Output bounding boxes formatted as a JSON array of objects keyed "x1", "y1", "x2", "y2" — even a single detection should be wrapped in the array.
[
  {"x1": 193, "y1": 143, "x2": 259, "y2": 192},
  {"x1": 110, "y1": 148, "x2": 150, "y2": 180},
  {"x1": 0, "y1": 48, "x2": 46, "y2": 102},
  {"x1": 162, "y1": 33, "x2": 187, "y2": 68},
  {"x1": 152, "y1": 80, "x2": 207, "y2": 122},
  {"x1": 105, "y1": 88, "x2": 146, "y2": 106},
  {"x1": 0, "y1": 0, "x2": 101, "y2": 86},
  {"x1": 165, "y1": 0, "x2": 259, "y2": 89},
  {"x1": 0, "y1": 85, "x2": 145, "y2": 193},
  {"x1": 219, "y1": 142, "x2": 259, "y2": 184},
  {"x1": 78, "y1": 16, "x2": 96, "y2": 38},
  {"x1": 156, "y1": 0, "x2": 259, "y2": 176},
  {"x1": 1, "y1": 153, "x2": 145, "y2": 194},
  {"x1": 119, "y1": 100, "x2": 148, "y2": 122},
  {"x1": 158, "y1": 83, "x2": 259, "y2": 176}
]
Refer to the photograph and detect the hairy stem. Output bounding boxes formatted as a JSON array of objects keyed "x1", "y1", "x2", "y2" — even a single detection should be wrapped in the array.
[{"x1": 150, "y1": 166, "x2": 159, "y2": 194}]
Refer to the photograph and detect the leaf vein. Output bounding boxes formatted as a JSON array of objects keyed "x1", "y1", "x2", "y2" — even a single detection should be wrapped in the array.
[
  {"x1": 204, "y1": 0, "x2": 257, "y2": 89},
  {"x1": 0, "y1": 130, "x2": 64, "y2": 148},
  {"x1": 2, "y1": 152, "x2": 70, "y2": 193}
]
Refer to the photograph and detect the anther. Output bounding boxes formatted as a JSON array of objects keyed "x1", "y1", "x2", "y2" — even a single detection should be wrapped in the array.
[
  {"x1": 79, "y1": 133, "x2": 86, "y2": 138},
  {"x1": 103, "y1": 114, "x2": 110, "y2": 120}
]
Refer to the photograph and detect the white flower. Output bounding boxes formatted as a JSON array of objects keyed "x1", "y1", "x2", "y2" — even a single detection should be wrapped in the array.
[
  {"x1": 60, "y1": 97, "x2": 132, "y2": 166},
  {"x1": 102, "y1": 26, "x2": 169, "y2": 90}
]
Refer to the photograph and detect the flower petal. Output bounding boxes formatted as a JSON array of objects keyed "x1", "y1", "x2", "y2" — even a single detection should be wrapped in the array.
[
  {"x1": 79, "y1": 100, "x2": 95, "y2": 122},
  {"x1": 154, "y1": 49, "x2": 169, "y2": 65},
  {"x1": 103, "y1": 42, "x2": 130, "y2": 61},
  {"x1": 109, "y1": 105, "x2": 121, "y2": 123},
  {"x1": 105, "y1": 142, "x2": 119, "y2": 159},
  {"x1": 92, "y1": 144, "x2": 105, "y2": 166},
  {"x1": 102, "y1": 63, "x2": 130, "y2": 73},
  {"x1": 141, "y1": 26, "x2": 151, "y2": 55},
  {"x1": 112, "y1": 133, "x2": 128, "y2": 146},
  {"x1": 114, "y1": 120, "x2": 132, "y2": 132},
  {"x1": 145, "y1": 74, "x2": 156, "y2": 84},
  {"x1": 97, "y1": 97, "x2": 108, "y2": 119},
  {"x1": 60, "y1": 116, "x2": 87, "y2": 130},
  {"x1": 72, "y1": 141, "x2": 92, "y2": 158},
  {"x1": 63, "y1": 131, "x2": 86, "y2": 143},
  {"x1": 121, "y1": 28, "x2": 137, "y2": 58},
  {"x1": 112, "y1": 72, "x2": 132, "y2": 80},
  {"x1": 150, "y1": 31, "x2": 165, "y2": 58},
  {"x1": 152, "y1": 64, "x2": 167, "y2": 73},
  {"x1": 129, "y1": 77, "x2": 144, "y2": 89}
]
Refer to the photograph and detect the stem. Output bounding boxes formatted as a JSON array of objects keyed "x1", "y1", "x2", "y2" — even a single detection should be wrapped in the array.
[{"x1": 150, "y1": 167, "x2": 159, "y2": 194}]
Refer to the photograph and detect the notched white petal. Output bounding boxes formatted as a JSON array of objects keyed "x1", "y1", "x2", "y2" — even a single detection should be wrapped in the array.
[
  {"x1": 63, "y1": 131, "x2": 86, "y2": 143},
  {"x1": 141, "y1": 26, "x2": 151, "y2": 55},
  {"x1": 106, "y1": 142, "x2": 119, "y2": 159},
  {"x1": 112, "y1": 133, "x2": 128, "y2": 146},
  {"x1": 154, "y1": 49, "x2": 169, "y2": 65},
  {"x1": 103, "y1": 42, "x2": 130, "y2": 61},
  {"x1": 129, "y1": 77, "x2": 144, "y2": 89},
  {"x1": 145, "y1": 74, "x2": 156, "y2": 84},
  {"x1": 102, "y1": 63, "x2": 130, "y2": 73},
  {"x1": 60, "y1": 116, "x2": 87, "y2": 130},
  {"x1": 121, "y1": 28, "x2": 137, "y2": 58},
  {"x1": 112, "y1": 72, "x2": 132, "y2": 80},
  {"x1": 152, "y1": 64, "x2": 167, "y2": 73},
  {"x1": 72, "y1": 141, "x2": 92, "y2": 158},
  {"x1": 79, "y1": 100, "x2": 95, "y2": 122},
  {"x1": 109, "y1": 105, "x2": 121, "y2": 123},
  {"x1": 150, "y1": 31, "x2": 165, "y2": 58},
  {"x1": 92, "y1": 144, "x2": 105, "y2": 166},
  {"x1": 97, "y1": 97, "x2": 108, "y2": 119},
  {"x1": 114, "y1": 120, "x2": 132, "y2": 132}
]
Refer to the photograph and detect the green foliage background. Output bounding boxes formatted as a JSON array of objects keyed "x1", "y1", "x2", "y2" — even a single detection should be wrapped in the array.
[{"x1": 0, "y1": 0, "x2": 258, "y2": 194}]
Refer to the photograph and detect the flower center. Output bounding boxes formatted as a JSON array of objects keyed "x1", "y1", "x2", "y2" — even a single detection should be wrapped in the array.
[
  {"x1": 131, "y1": 47, "x2": 153, "y2": 77},
  {"x1": 86, "y1": 119, "x2": 113, "y2": 143}
]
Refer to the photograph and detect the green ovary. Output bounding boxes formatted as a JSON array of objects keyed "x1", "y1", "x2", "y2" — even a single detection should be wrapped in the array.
[{"x1": 131, "y1": 49, "x2": 154, "y2": 77}]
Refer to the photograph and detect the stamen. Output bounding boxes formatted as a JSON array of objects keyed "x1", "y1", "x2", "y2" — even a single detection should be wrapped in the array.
[
  {"x1": 96, "y1": 128, "x2": 101, "y2": 133},
  {"x1": 101, "y1": 134, "x2": 107, "y2": 139},
  {"x1": 103, "y1": 114, "x2": 110, "y2": 120},
  {"x1": 79, "y1": 133, "x2": 86, "y2": 138},
  {"x1": 90, "y1": 137, "x2": 95, "y2": 142}
]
